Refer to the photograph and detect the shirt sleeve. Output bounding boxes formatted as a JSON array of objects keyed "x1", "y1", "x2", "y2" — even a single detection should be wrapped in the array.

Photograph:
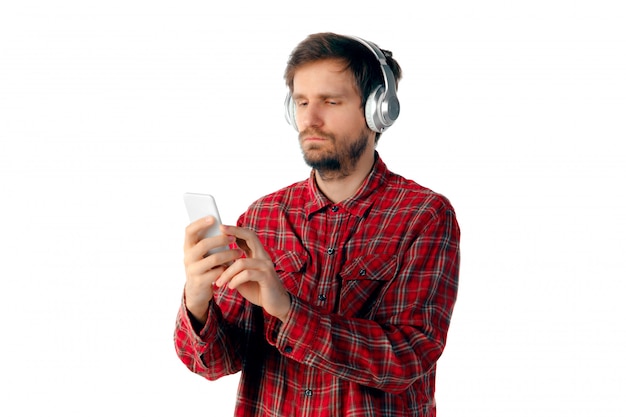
[
  {"x1": 265, "y1": 204, "x2": 461, "y2": 394},
  {"x1": 173, "y1": 293, "x2": 243, "y2": 381}
]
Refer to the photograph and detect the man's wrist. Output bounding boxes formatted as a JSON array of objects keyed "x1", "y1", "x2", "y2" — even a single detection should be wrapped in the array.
[
  {"x1": 276, "y1": 291, "x2": 292, "y2": 323},
  {"x1": 184, "y1": 297, "x2": 211, "y2": 331}
]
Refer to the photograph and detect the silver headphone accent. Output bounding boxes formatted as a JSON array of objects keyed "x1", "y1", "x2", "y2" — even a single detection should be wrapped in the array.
[{"x1": 284, "y1": 36, "x2": 400, "y2": 133}]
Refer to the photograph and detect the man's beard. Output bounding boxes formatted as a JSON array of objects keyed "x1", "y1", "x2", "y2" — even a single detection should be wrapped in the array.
[{"x1": 300, "y1": 128, "x2": 370, "y2": 179}]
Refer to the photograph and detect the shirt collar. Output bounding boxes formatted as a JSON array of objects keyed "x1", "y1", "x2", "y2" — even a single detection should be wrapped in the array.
[{"x1": 305, "y1": 151, "x2": 389, "y2": 219}]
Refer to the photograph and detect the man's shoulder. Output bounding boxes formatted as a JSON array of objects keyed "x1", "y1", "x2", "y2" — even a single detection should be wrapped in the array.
[
  {"x1": 236, "y1": 179, "x2": 310, "y2": 231},
  {"x1": 385, "y1": 170, "x2": 454, "y2": 211},
  {"x1": 251, "y1": 179, "x2": 309, "y2": 206},
  {"x1": 238, "y1": 179, "x2": 309, "y2": 225}
]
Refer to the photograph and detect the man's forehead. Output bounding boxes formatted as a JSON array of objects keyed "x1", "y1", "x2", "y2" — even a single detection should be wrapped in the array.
[{"x1": 292, "y1": 59, "x2": 358, "y2": 96}]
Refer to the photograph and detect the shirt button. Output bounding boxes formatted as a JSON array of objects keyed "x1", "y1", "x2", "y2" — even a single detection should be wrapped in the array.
[
  {"x1": 304, "y1": 389, "x2": 313, "y2": 397},
  {"x1": 285, "y1": 346, "x2": 293, "y2": 354},
  {"x1": 326, "y1": 248, "x2": 335, "y2": 255},
  {"x1": 318, "y1": 294, "x2": 327, "y2": 302},
  {"x1": 331, "y1": 206, "x2": 339, "y2": 212},
  {"x1": 359, "y1": 268, "x2": 366, "y2": 276}
]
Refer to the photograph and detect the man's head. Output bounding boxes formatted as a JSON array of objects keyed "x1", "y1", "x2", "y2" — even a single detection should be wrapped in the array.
[{"x1": 284, "y1": 33, "x2": 402, "y2": 142}]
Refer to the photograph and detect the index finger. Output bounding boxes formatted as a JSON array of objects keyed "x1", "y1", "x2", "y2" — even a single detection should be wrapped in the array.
[
  {"x1": 184, "y1": 216, "x2": 217, "y2": 249},
  {"x1": 220, "y1": 225, "x2": 270, "y2": 261}
]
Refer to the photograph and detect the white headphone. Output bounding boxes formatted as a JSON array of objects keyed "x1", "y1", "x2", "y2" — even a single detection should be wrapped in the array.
[{"x1": 284, "y1": 36, "x2": 400, "y2": 134}]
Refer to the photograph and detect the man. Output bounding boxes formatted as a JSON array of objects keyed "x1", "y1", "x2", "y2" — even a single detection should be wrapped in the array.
[{"x1": 175, "y1": 32, "x2": 460, "y2": 416}]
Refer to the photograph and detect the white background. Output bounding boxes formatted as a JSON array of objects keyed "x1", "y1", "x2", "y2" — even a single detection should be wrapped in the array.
[{"x1": 1, "y1": 1, "x2": 624, "y2": 416}]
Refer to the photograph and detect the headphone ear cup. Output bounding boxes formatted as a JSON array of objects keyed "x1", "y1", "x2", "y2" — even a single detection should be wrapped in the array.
[
  {"x1": 364, "y1": 85, "x2": 385, "y2": 133},
  {"x1": 365, "y1": 84, "x2": 400, "y2": 133},
  {"x1": 284, "y1": 93, "x2": 299, "y2": 131}
]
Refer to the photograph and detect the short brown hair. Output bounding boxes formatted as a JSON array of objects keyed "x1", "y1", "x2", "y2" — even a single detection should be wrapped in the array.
[{"x1": 284, "y1": 32, "x2": 402, "y2": 111}]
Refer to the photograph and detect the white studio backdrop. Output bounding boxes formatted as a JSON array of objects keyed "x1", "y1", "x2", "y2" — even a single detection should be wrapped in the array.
[{"x1": 1, "y1": 1, "x2": 624, "y2": 416}]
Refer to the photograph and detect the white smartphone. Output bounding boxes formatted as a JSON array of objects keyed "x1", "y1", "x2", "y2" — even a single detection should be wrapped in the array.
[{"x1": 183, "y1": 192, "x2": 229, "y2": 254}]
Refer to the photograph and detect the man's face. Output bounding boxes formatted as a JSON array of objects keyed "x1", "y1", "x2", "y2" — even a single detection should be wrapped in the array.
[{"x1": 292, "y1": 59, "x2": 374, "y2": 176}]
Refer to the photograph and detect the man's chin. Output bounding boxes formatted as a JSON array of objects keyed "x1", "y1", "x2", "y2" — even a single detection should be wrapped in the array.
[{"x1": 303, "y1": 154, "x2": 342, "y2": 172}]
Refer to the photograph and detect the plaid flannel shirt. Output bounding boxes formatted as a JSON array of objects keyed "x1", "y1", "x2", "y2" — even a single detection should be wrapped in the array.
[{"x1": 175, "y1": 153, "x2": 460, "y2": 416}]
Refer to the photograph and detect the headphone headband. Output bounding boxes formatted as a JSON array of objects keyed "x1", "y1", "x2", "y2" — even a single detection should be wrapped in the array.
[{"x1": 347, "y1": 36, "x2": 398, "y2": 105}]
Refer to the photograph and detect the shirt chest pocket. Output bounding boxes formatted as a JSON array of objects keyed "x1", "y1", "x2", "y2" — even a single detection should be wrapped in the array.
[
  {"x1": 338, "y1": 253, "x2": 398, "y2": 318},
  {"x1": 267, "y1": 248, "x2": 308, "y2": 297}
]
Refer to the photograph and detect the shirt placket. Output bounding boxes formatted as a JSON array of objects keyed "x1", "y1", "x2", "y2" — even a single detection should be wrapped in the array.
[
  {"x1": 299, "y1": 205, "x2": 351, "y2": 414},
  {"x1": 318, "y1": 204, "x2": 350, "y2": 313}
]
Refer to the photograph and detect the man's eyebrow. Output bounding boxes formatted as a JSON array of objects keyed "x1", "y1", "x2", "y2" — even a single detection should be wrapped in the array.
[{"x1": 291, "y1": 92, "x2": 348, "y2": 101}]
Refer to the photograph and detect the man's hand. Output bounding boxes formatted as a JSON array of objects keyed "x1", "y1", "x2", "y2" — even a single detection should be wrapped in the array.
[
  {"x1": 215, "y1": 225, "x2": 292, "y2": 322},
  {"x1": 183, "y1": 216, "x2": 243, "y2": 324}
]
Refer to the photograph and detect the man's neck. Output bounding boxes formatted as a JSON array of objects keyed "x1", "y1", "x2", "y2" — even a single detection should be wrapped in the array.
[{"x1": 314, "y1": 148, "x2": 376, "y2": 203}]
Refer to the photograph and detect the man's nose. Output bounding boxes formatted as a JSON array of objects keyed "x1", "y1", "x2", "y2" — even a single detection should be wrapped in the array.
[{"x1": 298, "y1": 103, "x2": 323, "y2": 130}]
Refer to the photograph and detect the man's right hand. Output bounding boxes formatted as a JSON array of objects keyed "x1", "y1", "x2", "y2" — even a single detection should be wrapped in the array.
[{"x1": 183, "y1": 216, "x2": 243, "y2": 325}]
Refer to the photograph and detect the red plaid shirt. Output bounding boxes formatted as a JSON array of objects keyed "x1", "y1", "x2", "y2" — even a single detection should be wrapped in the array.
[{"x1": 175, "y1": 154, "x2": 460, "y2": 416}]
